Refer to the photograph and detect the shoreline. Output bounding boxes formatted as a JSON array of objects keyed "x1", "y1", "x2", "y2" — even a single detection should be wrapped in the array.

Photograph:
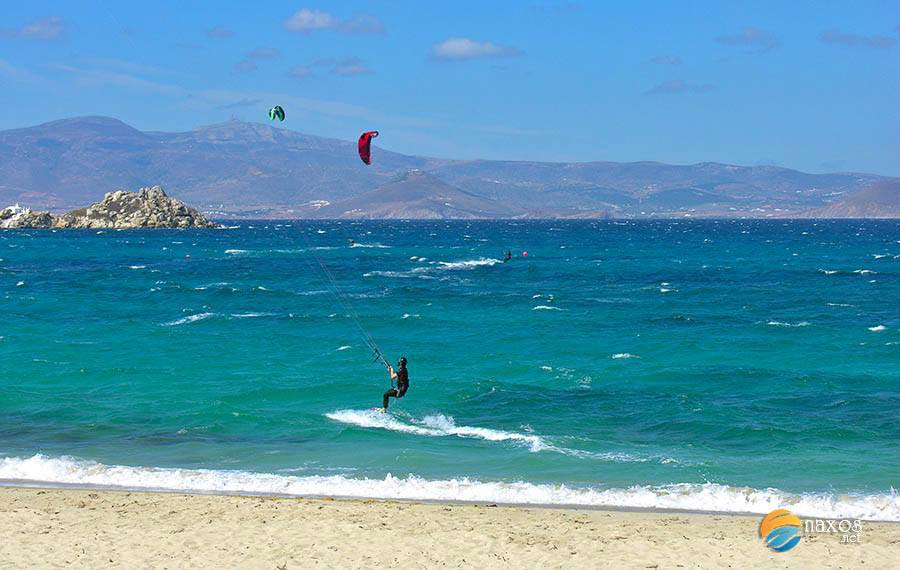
[
  {"x1": 3, "y1": 480, "x2": 898, "y2": 524},
  {"x1": 1, "y1": 480, "x2": 764, "y2": 519},
  {"x1": 1, "y1": 486, "x2": 896, "y2": 568}
]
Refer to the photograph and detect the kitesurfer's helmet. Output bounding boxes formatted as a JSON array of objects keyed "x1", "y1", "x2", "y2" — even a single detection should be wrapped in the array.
[{"x1": 399, "y1": 357, "x2": 407, "y2": 367}]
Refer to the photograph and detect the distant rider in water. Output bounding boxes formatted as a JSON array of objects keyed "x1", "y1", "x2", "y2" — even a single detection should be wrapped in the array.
[{"x1": 380, "y1": 357, "x2": 409, "y2": 412}]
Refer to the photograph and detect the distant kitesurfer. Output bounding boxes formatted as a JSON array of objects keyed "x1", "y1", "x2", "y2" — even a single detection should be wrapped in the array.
[
  {"x1": 380, "y1": 357, "x2": 409, "y2": 412},
  {"x1": 503, "y1": 251, "x2": 512, "y2": 263},
  {"x1": 348, "y1": 239, "x2": 355, "y2": 247}
]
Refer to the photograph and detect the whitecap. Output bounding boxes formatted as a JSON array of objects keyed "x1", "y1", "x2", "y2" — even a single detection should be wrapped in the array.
[
  {"x1": 161, "y1": 312, "x2": 215, "y2": 326},
  {"x1": 611, "y1": 353, "x2": 639, "y2": 359},
  {"x1": 868, "y1": 325, "x2": 886, "y2": 332},
  {"x1": 532, "y1": 305, "x2": 563, "y2": 311}
]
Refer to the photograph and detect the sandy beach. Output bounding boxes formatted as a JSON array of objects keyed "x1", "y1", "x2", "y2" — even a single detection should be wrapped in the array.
[{"x1": 0, "y1": 487, "x2": 895, "y2": 569}]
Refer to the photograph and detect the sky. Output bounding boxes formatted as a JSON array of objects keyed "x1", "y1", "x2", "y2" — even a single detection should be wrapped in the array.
[{"x1": 1, "y1": 1, "x2": 899, "y2": 175}]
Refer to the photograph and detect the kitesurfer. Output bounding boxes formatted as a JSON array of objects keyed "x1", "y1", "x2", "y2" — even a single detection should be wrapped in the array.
[
  {"x1": 503, "y1": 251, "x2": 512, "y2": 263},
  {"x1": 380, "y1": 357, "x2": 409, "y2": 412}
]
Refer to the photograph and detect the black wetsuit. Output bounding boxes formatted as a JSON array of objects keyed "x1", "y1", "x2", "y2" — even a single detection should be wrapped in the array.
[{"x1": 382, "y1": 366, "x2": 409, "y2": 410}]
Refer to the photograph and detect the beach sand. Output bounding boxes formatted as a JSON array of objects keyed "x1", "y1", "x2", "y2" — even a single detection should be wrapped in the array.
[{"x1": 0, "y1": 487, "x2": 896, "y2": 568}]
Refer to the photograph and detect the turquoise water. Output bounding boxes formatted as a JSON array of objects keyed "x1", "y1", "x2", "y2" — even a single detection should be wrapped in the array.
[{"x1": 1, "y1": 220, "x2": 898, "y2": 519}]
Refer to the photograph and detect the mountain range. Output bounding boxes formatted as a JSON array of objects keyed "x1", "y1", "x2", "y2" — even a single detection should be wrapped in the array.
[{"x1": 1, "y1": 116, "x2": 897, "y2": 218}]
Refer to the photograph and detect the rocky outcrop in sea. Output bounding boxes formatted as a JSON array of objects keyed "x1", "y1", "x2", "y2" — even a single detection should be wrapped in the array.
[
  {"x1": 1, "y1": 186, "x2": 217, "y2": 229},
  {"x1": 0, "y1": 205, "x2": 55, "y2": 229}
]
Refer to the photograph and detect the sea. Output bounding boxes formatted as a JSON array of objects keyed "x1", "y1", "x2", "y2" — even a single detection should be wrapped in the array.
[{"x1": 1, "y1": 220, "x2": 898, "y2": 521}]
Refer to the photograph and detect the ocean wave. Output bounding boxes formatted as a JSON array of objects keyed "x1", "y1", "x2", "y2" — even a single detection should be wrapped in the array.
[
  {"x1": 194, "y1": 282, "x2": 232, "y2": 291},
  {"x1": 0, "y1": 455, "x2": 897, "y2": 521},
  {"x1": 766, "y1": 321, "x2": 811, "y2": 328},
  {"x1": 436, "y1": 258, "x2": 501, "y2": 271},
  {"x1": 325, "y1": 410, "x2": 642, "y2": 462},
  {"x1": 350, "y1": 243, "x2": 391, "y2": 249},
  {"x1": 224, "y1": 249, "x2": 247, "y2": 255},
  {"x1": 868, "y1": 325, "x2": 886, "y2": 332},
  {"x1": 611, "y1": 353, "x2": 639, "y2": 360},
  {"x1": 161, "y1": 312, "x2": 215, "y2": 326},
  {"x1": 532, "y1": 305, "x2": 563, "y2": 311},
  {"x1": 366, "y1": 258, "x2": 500, "y2": 279},
  {"x1": 326, "y1": 409, "x2": 548, "y2": 452}
]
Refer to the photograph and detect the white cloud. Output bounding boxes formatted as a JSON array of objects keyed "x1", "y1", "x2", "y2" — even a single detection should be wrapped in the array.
[
  {"x1": 332, "y1": 57, "x2": 372, "y2": 76},
  {"x1": 50, "y1": 64, "x2": 186, "y2": 97},
  {"x1": 819, "y1": 29, "x2": 896, "y2": 49},
  {"x1": 246, "y1": 47, "x2": 280, "y2": 60},
  {"x1": 283, "y1": 9, "x2": 384, "y2": 35},
  {"x1": 644, "y1": 79, "x2": 714, "y2": 96},
  {"x1": 650, "y1": 55, "x2": 682, "y2": 66},
  {"x1": 206, "y1": 26, "x2": 234, "y2": 40},
  {"x1": 288, "y1": 65, "x2": 314, "y2": 79},
  {"x1": 716, "y1": 27, "x2": 780, "y2": 53},
  {"x1": 431, "y1": 38, "x2": 521, "y2": 60},
  {"x1": 3, "y1": 16, "x2": 66, "y2": 40},
  {"x1": 233, "y1": 60, "x2": 257, "y2": 74},
  {"x1": 287, "y1": 58, "x2": 372, "y2": 78},
  {"x1": 339, "y1": 15, "x2": 385, "y2": 35}
]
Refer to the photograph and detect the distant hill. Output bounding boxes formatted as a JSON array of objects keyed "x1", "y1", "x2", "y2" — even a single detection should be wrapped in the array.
[
  {"x1": 1, "y1": 116, "x2": 897, "y2": 218},
  {"x1": 795, "y1": 180, "x2": 900, "y2": 218},
  {"x1": 316, "y1": 170, "x2": 515, "y2": 219}
]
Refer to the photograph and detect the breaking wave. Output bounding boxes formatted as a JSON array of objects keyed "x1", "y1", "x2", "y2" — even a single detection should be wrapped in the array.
[
  {"x1": 325, "y1": 409, "x2": 645, "y2": 463},
  {"x1": 0, "y1": 455, "x2": 897, "y2": 521}
]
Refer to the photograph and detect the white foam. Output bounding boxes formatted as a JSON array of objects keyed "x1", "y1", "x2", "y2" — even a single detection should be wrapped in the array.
[
  {"x1": 853, "y1": 269, "x2": 876, "y2": 275},
  {"x1": 350, "y1": 243, "x2": 390, "y2": 249},
  {"x1": 532, "y1": 305, "x2": 563, "y2": 311},
  {"x1": 437, "y1": 258, "x2": 501, "y2": 271},
  {"x1": 128, "y1": 265, "x2": 146, "y2": 270},
  {"x1": 767, "y1": 321, "x2": 811, "y2": 328},
  {"x1": 611, "y1": 353, "x2": 639, "y2": 360},
  {"x1": 231, "y1": 313, "x2": 273, "y2": 319},
  {"x1": 325, "y1": 410, "x2": 644, "y2": 462},
  {"x1": 161, "y1": 312, "x2": 215, "y2": 326},
  {"x1": 818, "y1": 269, "x2": 840, "y2": 275},
  {"x1": 224, "y1": 249, "x2": 247, "y2": 255},
  {"x1": 326, "y1": 410, "x2": 558, "y2": 453},
  {"x1": 336, "y1": 345, "x2": 352, "y2": 351},
  {"x1": 16, "y1": 281, "x2": 24, "y2": 287},
  {"x1": 868, "y1": 325, "x2": 886, "y2": 332},
  {"x1": 0, "y1": 455, "x2": 896, "y2": 521},
  {"x1": 194, "y1": 282, "x2": 231, "y2": 291}
]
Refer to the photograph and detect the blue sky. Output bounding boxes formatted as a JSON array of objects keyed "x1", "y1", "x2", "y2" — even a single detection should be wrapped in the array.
[{"x1": 1, "y1": 1, "x2": 899, "y2": 175}]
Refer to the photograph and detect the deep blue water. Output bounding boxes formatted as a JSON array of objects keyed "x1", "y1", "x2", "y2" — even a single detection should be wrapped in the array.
[{"x1": 1, "y1": 220, "x2": 898, "y2": 518}]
